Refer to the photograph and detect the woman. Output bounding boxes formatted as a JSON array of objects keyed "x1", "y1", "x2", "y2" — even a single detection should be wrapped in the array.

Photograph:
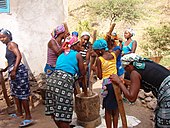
[
  {"x1": 45, "y1": 36, "x2": 87, "y2": 128},
  {"x1": 0, "y1": 29, "x2": 32, "y2": 127},
  {"x1": 44, "y1": 24, "x2": 69, "y2": 76},
  {"x1": 120, "y1": 28, "x2": 137, "y2": 56},
  {"x1": 92, "y1": 39, "x2": 119, "y2": 128},
  {"x1": 110, "y1": 53, "x2": 170, "y2": 128}
]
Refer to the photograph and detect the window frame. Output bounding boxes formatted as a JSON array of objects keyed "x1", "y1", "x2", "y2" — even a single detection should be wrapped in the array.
[{"x1": 0, "y1": 0, "x2": 10, "y2": 13}]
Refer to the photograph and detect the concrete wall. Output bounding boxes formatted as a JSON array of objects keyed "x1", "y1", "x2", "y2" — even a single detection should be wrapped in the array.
[{"x1": 0, "y1": 0, "x2": 68, "y2": 75}]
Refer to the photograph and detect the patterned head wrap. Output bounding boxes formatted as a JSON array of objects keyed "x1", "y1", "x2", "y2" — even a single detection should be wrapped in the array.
[
  {"x1": 81, "y1": 31, "x2": 90, "y2": 37},
  {"x1": 51, "y1": 24, "x2": 65, "y2": 39},
  {"x1": 0, "y1": 28, "x2": 12, "y2": 41},
  {"x1": 125, "y1": 28, "x2": 135, "y2": 36},
  {"x1": 92, "y1": 39, "x2": 109, "y2": 51},
  {"x1": 121, "y1": 53, "x2": 151, "y2": 69},
  {"x1": 62, "y1": 36, "x2": 78, "y2": 52}
]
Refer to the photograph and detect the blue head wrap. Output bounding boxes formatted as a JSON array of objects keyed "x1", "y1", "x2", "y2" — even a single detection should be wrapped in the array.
[
  {"x1": 72, "y1": 31, "x2": 78, "y2": 37},
  {"x1": 92, "y1": 39, "x2": 108, "y2": 51}
]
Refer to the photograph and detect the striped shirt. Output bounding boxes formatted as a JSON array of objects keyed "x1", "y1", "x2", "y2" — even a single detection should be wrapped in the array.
[{"x1": 47, "y1": 39, "x2": 60, "y2": 66}]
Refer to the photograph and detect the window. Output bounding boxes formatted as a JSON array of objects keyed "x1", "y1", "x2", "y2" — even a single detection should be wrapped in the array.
[{"x1": 0, "y1": 0, "x2": 10, "y2": 13}]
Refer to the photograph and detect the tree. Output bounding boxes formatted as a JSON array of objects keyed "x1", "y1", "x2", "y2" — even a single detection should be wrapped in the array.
[
  {"x1": 90, "y1": 0, "x2": 142, "y2": 25},
  {"x1": 140, "y1": 22, "x2": 170, "y2": 56}
]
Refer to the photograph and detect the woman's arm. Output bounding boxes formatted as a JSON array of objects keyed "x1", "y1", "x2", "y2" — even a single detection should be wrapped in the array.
[
  {"x1": 131, "y1": 40, "x2": 137, "y2": 53},
  {"x1": 77, "y1": 53, "x2": 87, "y2": 95},
  {"x1": 96, "y1": 57, "x2": 102, "y2": 79},
  {"x1": 110, "y1": 70, "x2": 141, "y2": 102}
]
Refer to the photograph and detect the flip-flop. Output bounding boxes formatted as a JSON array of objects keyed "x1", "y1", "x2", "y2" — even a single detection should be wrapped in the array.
[
  {"x1": 19, "y1": 119, "x2": 33, "y2": 127},
  {"x1": 9, "y1": 113, "x2": 17, "y2": 118}
]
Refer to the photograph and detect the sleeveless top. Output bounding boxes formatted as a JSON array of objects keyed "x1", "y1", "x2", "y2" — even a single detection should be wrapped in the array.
[
  {"x1": 99, "y1": 52, "x2": 117, "y2": 79},
  {"x1": 47, "y1": 39, "x2": 60, "y2": 66},
  {"x1": 55, "y1": 50, "x2": 79, "y2": 75},
  {"x1": 135, "y1": 61, "x2": 170, "y2": 97},
  {"x1": 5, "y1": 44, "x2": 17, "y2": 66},
  {"x1": 122, "y1": 40, "x2": 135, "y2": 54}
]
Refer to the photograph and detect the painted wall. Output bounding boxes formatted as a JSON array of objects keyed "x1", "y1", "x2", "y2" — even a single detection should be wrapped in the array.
[{"x1": 0, "y1": 0, "x2": 68, "y2": 75}]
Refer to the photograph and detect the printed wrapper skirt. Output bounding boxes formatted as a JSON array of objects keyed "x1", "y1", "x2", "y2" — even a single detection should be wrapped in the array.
[
  {"x1": 8, "y1": 63, "x2": 30, "y2": 100},
  {"x1": 45, "y1": 70, "x2": 75, "y2": 122},
  {"x1": 155, "y1": 75, "x2": 170, "y2": 128}
]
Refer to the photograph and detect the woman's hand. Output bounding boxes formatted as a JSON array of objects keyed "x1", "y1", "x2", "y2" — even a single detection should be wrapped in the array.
[
  {"x1": 109, "y1": 74, "x2": 122, "y2": 85},
  {"x1": 10, "y1": 69, "x2": 16, "y2": 80}
]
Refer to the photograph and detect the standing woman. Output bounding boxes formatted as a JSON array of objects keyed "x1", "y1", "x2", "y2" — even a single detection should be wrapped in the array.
[
  {"x1": 44, "y1": 24, "x2": 69, "y2": 76},
  {"x1": 45, "y1": 36, "x2": 87, "y2": 128},
  {"x1": 120, "y1": 28, "x2": 137, "y2": 56},
  {"x1": 0, "y1": 29, "x2": 32, "y2": 127}
]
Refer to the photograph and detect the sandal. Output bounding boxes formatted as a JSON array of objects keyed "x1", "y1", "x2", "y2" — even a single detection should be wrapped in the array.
[
  {"x1": 9, "y1": 113, "x2": 17, "y2": 118},
  {"x1": 19, "y1": 119, "x2": 33, "y2": 127}
]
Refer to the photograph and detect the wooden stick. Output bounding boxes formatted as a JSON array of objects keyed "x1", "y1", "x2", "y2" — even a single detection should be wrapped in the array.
[
  {"x1": 105, "y1": 23, "x2": 116, "y2": 50},
  {"x1": 112, "y1": 82, "x2": 127, "y2": 128},
  {"x1": 0, "y1": 71, "x2": 11, "y2": 107},
  {"x1": 63, "y1": 22, "x2": 69, "y2": 33},
  {"x1": 89, "y1": 30, "x2": 97, "y2": 94}
]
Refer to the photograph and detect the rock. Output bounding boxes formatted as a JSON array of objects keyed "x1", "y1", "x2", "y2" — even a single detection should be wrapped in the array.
[
  {"x1": 147, "y1": 100, "x2": 157, "y2": 110},
  {"x1": 138, "y1": 90, "x2": 146, "y2": 99},
  {"x1": 37, "y1": 79, "x2": 45, "y2": 85},
  {"x1": 145, "y1": 97, "x2": 152, "y2": 102},
  {"x1": 145, "y1": 91, "x2": 154, "y2": 97},
  {"x1": 140, "y1": 100, "x2": 146, "y2": 104}
]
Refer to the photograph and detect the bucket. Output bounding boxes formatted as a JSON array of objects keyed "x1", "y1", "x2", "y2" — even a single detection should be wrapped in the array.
[{"x1": 75, "y1": 91, "x2": 101, "y2": 128}]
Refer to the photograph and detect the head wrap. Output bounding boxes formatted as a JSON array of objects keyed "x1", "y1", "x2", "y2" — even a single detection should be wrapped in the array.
[
  {"x1": 125, "y1": 28, "x2": 135, "y2": 36},
  {"x1": 121, "y1": 53, "x2": 151, "y2": 69},
  {"x1": 81, "y1": 31, "x2": 90, "y2": 37},
  {"x1": 0, "y1": 28, "x2": 12, "y2": 41},
  {"x1": 51, "y1": 24, "x2": 65, "y2": 39},
  {"x1": 111, "y1": 31, "x2": 118, "y2": 40},
  {"x1": 72, "y1": 31, "x2": 78, "y2": 37},
  {"x1": 92, "y1": 39, "x2": 109, "y2": 51},
  {"x1": 62, "y1": 36, "x2": 78, "y2": 54}
]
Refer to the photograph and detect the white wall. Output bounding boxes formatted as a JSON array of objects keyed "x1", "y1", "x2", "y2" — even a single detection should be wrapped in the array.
[{"x1": 0, "y1": 0, "x2": 68, "y2": 75}]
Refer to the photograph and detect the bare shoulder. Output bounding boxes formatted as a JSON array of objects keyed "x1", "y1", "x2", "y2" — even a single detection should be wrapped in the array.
[
  {"x1": 130, "y1": 70, "x2": 141, "y2": 81},
  {"x1": 8, "y1": 42, "x2": 18, "y2": 48}
]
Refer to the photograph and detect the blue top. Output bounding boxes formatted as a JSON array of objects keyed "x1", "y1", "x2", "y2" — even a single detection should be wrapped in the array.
[
  {"x1": 122, "y1": 40, "x2": 134, "y2": 54},
  {"x1": 55, "y1": 50, "x2": 79, "y2": 75},
  {"x1": 113, "y1": 46, "x2": 124, "y2": 76}
]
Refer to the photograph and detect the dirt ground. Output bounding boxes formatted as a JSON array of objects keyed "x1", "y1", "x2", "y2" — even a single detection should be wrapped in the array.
[{"x1": 0, "y1": 81, "x2": 154, "y2": 128}]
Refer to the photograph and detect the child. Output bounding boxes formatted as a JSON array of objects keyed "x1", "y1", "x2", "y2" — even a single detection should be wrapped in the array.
[
  {"x1": 110, "y1": 32, "x2": 124, "y2": 78},
  {"x1": 0, "y1": 29, "x2": 33, "y2": 127},
  {"x1": 92, "y1": 39, "x2": 119, "y2": 128}
]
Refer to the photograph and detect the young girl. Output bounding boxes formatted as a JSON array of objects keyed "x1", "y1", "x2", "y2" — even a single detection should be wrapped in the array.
[
  {"x1": 120, "y1": 28, "x2": 137, "y2": 56},
  {"x1": 92, "y1": 39, "x2": 119, "y2": 128},
  {"x1": 0, "y1": 29, "x2": 32, "y2": 127}
]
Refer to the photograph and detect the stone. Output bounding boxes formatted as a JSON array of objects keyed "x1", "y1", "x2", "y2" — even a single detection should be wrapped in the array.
[
  {"x1": 145, "y1": 97, "x2": 152, "y2": 102},
  {"x1": 138, "y1": 90, "x2": 145, "y2": 99}
]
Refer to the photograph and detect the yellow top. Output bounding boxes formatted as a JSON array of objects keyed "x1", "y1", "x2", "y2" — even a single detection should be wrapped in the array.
[{"x1": 99, "y1": 52, "x2": 117, "y2": 79}]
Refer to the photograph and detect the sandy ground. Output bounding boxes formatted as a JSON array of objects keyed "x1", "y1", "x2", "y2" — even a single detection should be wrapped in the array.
[{"x1": 0, "y1": 80, "x2": 154, "y2": 128}]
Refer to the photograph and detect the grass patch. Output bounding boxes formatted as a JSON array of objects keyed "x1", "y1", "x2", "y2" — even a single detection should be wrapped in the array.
[{"x1": 159, "y1": 55, "x2": 170, "y2": 68}]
